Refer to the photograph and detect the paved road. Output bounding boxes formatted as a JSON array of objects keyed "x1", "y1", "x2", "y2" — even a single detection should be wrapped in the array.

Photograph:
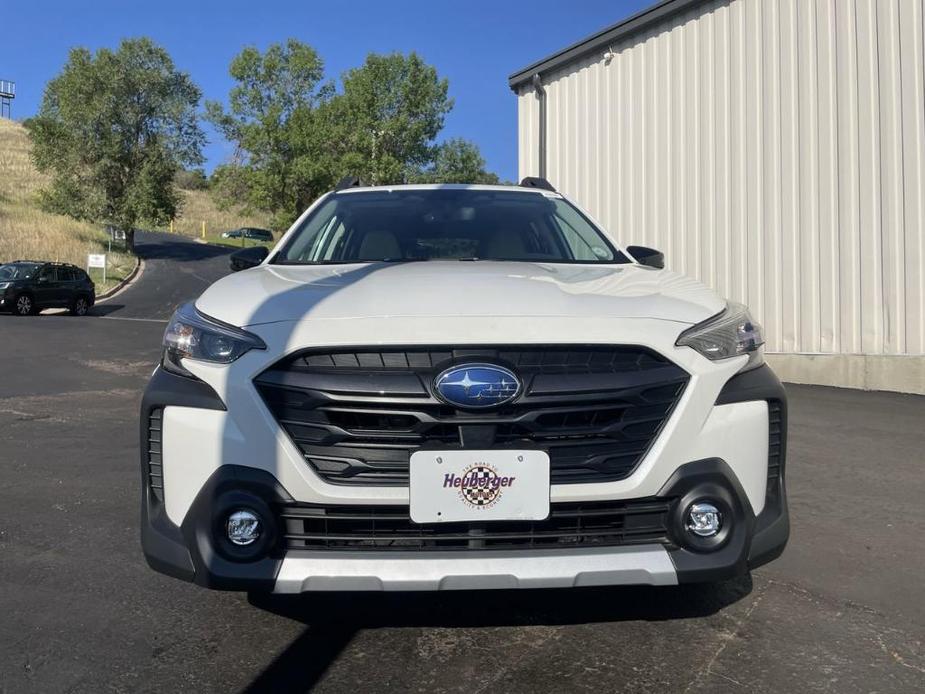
[
  {"x1": 1, "y1": 234, "x2": 923, "y2": 693},
  {"x1": 97, "y1": 231, "x2": 235, "y2": 320}
]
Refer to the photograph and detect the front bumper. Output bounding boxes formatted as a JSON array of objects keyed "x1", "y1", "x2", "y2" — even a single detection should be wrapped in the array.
[
  {"x1": 140, "y1": 312, "x2": 790, "y2": 593},
  {"x1": 141, "y1": 456, "x2": 788, "y2": 592},
  {"x1": 274, "y1": 546, "x2": 678, "y2": 591},
  {"x1": 140, "y1": 365, "x2": 789, "y2": 591}
]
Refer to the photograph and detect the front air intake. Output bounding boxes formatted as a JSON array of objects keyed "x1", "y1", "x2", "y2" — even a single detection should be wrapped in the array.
[
  {"x1": 147, "y1": 408, "x2": 164, "y2": 501},
  {"x1": 278, "y1": 497, "x2": 675, "y2": 551}
]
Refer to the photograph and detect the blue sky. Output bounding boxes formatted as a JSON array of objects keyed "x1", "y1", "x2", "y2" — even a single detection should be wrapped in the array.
[{"x1": 2, "y1": 0, "x2": 651, "y2": 181}]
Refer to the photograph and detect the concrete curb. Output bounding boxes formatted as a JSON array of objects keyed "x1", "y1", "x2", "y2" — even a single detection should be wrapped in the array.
[{"x1": 96, "y1": 257, "x2": 144, "y2": 303}]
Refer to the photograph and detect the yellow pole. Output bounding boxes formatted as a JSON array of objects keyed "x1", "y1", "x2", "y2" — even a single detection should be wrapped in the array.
[
  {"x1": 169, "y1": 220, "x2": 174, "y2": 234},
  {"x1": 201, "y1": 221, "x2": 205, "y2": 239}
]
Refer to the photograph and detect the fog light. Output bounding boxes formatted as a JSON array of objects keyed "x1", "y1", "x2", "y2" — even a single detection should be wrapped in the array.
[
  {"x1": 226, "y1": 509, "x2": 261, "y2": 546},
  {"x1": 687, "y1": 502, "x2": 722, "y2": 537}
]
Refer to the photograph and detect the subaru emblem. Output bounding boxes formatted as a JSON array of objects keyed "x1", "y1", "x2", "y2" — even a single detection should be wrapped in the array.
[{"x1": 434, "y1": 363, "x2": 521, "y2": 409}]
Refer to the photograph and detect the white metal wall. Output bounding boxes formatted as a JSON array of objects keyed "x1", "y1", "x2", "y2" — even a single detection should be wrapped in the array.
[{"x1": 517, "y1": 0, "x2": 925, "y2": 360}]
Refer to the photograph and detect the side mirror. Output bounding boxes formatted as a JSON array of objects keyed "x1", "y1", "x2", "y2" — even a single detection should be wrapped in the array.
[
  {"x1": 229, "y1": 245, "x2": 269, "y2": 272},
  {"x1": 626, "y1": 245, "x2": 665, "y2": 269}
]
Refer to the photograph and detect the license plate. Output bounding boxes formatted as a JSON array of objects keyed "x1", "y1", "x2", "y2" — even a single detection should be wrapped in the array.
[{"x1": 409, "y1": 449, "x2": 550, "y2": 523}]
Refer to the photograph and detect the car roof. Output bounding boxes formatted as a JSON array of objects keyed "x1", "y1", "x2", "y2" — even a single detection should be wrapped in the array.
[
  {"x1": 6, "y1": 260, "x2": 82, "y2": 269},
  {"x1": 332, "y1": 183, "x2": 559, "y2": 197}
]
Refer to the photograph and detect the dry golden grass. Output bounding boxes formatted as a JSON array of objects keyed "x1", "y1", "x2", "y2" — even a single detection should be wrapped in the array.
[
  {"x1": 0, "y1": 118, "x2": 48, "y2": 201},
  {"x1": 0, "y1": 118, "x2": 272, "y2": 291},
  {"x1": 166, "y1": 189, "x2": 273, "y2": 239},
  {"x1": 0, "y1": 118, "x2": 134, "y2": 291}
]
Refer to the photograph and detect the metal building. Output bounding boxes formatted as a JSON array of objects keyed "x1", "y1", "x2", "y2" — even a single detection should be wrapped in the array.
[{"x1": 510, "y1": 0, "x2": 925, "y2": 394}]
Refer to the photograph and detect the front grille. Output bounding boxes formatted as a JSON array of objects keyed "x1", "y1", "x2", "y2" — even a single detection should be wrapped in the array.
[
  {"x1": 256, "y1": 346, "x2": 689, "y2": 486},
  {"x1": 147, "y1": 408, "x2": 164, "y2": 501},
  {"x1": 299, "y1": 348, "x2": 672, "y2": 373},
  {"x1": 279, "y1": 498, "x2": 674, "y2": 551}
]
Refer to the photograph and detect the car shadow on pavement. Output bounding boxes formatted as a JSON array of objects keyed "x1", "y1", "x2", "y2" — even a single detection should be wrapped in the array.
[
  {"x1": 2, "y1": 308, "x2": 120, "y2": 319},
  {"x1": 89, "y1": 303, "x2": 127, "y2": 316},
  {"x1": 242, "y1": 575, "x2": 753, "y2": 692}
]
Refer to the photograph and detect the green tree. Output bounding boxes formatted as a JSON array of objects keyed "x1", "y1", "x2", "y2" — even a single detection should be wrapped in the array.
[
  {"x1": 327, "y1": 52, "x2": 453, "y2": 185},
  {"x1": 29, "y1": 38, "x2": 204, "y2": 249},
  {"x1": 206, "y1": 39, "x2": 331, "y2": 227},
  {"x1": 210, "y1": 45, "x2": 461, "y2": 227},
  {"x1": 175, "y1": 167, "x2": 209, "y2": 191},
  {"x1": 411, "y1": 138, "x2": 500, "y2": 184},
  {"x1": 208, "y1": 162, "x2": 254, "y2": 208}
]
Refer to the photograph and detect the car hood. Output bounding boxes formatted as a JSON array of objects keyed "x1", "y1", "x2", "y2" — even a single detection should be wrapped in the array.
[{"x1": 195, "y1": 261, "x2": 725, "y2": 328}]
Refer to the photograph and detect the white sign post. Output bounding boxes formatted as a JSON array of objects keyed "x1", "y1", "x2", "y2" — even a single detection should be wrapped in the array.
[{"x1": 88, "y1": 253, "x2": 106, "y2": 284}]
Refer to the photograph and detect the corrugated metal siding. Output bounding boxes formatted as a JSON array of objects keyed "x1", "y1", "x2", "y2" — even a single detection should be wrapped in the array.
[{"x1": 517, "y1": 0, "x2": 925, "y2": 356}]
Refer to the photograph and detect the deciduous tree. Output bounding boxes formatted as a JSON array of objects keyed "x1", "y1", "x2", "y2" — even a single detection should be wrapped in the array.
[
  {"x1": 210, "y1": 44, "x2": 485, "y2": 228},
  {"x1": 29, "y1": 38, "x2": 204, "y2": 249},
  {"x1": 327, "y1": 52, "x2": 453, "y2": 185},
  {"x1": 411, "y1": 138, "x2": 500, "y2": 184},
  {"x1": 205, "y1": 39, "x2": 331, "y2": 228}
]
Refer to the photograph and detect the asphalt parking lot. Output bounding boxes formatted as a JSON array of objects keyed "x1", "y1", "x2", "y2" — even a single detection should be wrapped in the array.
[{"x1": 1, "y1": 232, "x2": 923, "y2": 693}]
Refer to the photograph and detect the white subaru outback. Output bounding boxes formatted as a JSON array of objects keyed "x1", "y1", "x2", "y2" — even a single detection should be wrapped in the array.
[{"x1": 140, "y1": 178, "x2": 788, "y2": 592}]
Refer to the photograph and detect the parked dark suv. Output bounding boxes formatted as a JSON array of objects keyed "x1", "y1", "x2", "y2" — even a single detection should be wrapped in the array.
[{"x1": 0, "y1": 261, "x2": 96, "y2": 316}]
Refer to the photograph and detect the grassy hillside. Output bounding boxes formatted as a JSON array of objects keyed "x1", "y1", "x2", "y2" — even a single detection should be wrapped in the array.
[
  {"x1": 165, "y1": 188, "x2": 274, "y2": 244},
  {"x1": 0, "y1": 118, "x2": 134, "y2": 292},
  {"x1": 0, "y1": 118, "x2": 275, "y2": 292}
]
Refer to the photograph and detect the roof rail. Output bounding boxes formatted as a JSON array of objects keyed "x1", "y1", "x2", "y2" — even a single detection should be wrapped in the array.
[
  {"x1": 334, "y1": 175, "x2": 366, "y2": 191},
  {"x1": 5, "y1": 259, "x2": 78, "y2": 267},
  {"x1": 519, "y1": 176, "x2": 556, "y2": 192}
]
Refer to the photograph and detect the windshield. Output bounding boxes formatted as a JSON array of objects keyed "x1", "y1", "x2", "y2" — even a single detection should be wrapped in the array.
[
  {"x1": 0, "y1": 263, "x2": 39, "y2": 280},
  {"x1": 274, "y1": 189, "x2": 627, "y2": 265}
]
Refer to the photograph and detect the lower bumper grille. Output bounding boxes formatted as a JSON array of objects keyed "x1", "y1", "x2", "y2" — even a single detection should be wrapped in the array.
[{"x1": 279, "y1": 498, "x2": 674, "y2": 552}]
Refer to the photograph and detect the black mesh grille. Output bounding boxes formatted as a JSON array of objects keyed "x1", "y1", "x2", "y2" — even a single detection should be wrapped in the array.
[
  {"x1": 279, "y1": 498, "x2": 674, "y2": 551},
  {"x1": 147, "y1": 408, "x2": 164, "y2": 501},
  {"x1": 256, "y1": 346, "x2": 689, "y2": 486}
]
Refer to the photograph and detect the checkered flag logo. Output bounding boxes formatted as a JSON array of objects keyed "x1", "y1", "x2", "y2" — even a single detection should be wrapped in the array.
[{"x1": 461, "y1": 465, "x2": 502, "y2": 506}]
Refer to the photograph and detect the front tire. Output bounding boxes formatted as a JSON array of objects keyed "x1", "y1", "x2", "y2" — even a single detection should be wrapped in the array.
[
  {"x1": 13, "y1": 294, "x2": 34, "y2": 316},
  {"x1": 70, "y1": 296, "x2": 91, "y2": 316}
]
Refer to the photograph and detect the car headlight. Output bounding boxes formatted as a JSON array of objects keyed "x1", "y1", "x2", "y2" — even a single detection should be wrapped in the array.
[
  {"x1": 676, "y1": 302, "x2": 765, "y2": 370},
  {"x1": 0, "y1": 282, "x2": 11, "y2": 290},
  {"x1": 162, "y1": 302, "x2": 266, "y2": 378}
]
